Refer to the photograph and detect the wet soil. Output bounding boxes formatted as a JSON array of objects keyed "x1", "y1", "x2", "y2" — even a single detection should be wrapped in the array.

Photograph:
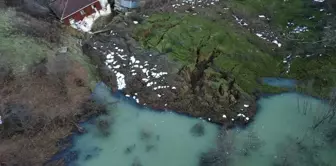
[{"x1": 83, "y1": 15, "x2": 257, "y2": 126}]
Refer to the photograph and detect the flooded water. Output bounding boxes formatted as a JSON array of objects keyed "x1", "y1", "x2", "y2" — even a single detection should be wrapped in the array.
[
  {"x1": 231, "y1": 93, "x2": 336, "y2": 166},
  {"x1": 57, "y1": 83, "x2": 336, "y2": 166},
  {"x1": 66, "y1": 83, "x2": 219, "y2": 166}
]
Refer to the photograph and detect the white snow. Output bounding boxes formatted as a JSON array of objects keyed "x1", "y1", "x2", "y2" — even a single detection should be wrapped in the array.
[
  {"x1": 293, "y1": 26, "x2": 309, "y2": 33},
  {"x1": 130, "y1": 56, "x2": 136, "y2": 64},
  {"x1": 222, "y1": 114, "x2": 227, "y2": 118},
  {"x1": 116, "y1": 72, "x2": 126, "y2": 90},
  {"x1": 146, "y1": 82, "x2": 154, "y2": 87},
  {"x1": 113, "y1": 65, "x2": 121, "y2": 69},
  {"x1": 272, "y1": 40, "x2": 282, "y2": 47},
  {"x1": 256, "y1": 33, "x2": 263, "y2": 37},
  {"x1": 237, "y1": 113, "x2": 246, "y2": 118},
  {"x1": 244, "y1": 104, "x2": 249, "y2": 108},
  {"x1": 142, "y1": 78, "x2": 149, "y2": 82}
]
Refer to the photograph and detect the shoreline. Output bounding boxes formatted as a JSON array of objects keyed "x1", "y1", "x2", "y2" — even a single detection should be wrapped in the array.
[{"x1": 47, "y1": 82, "x2": 320, "y2": 165}]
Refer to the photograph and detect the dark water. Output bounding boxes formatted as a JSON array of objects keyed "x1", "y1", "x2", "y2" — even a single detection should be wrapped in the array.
[{"x1": 262, "y1": 77, "x2": 297, "y2": 88}]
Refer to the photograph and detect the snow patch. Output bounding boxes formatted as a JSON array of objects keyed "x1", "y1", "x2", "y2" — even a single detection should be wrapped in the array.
[{"x1": 116, "y1": 72, "x2": 126, "y2": 90}]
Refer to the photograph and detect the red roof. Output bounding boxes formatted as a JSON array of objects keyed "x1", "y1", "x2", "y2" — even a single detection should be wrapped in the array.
[{"x1": 50, "y1": 0, "x2": 99, "y2": 20}]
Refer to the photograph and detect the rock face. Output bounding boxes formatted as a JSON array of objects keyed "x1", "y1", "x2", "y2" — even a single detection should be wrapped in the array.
[{"x1": 82, "y1": 17, "x2": 257, "y2": 125}]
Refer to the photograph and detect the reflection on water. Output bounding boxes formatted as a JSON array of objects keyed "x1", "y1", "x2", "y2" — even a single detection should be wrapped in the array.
[
  {"x1": 67, "y1": 83, "x2": 219, "y2": 166},
  {"x1": 57, "y1": 83, "x2": 336, "y2": 166},
  {"x1": 231, "y1": 93, "x2": 336, "y2": 166}
]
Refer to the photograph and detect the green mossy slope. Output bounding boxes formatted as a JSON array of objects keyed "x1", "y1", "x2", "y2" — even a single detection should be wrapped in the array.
[{"x1": 135, "y1": 13, "x2": 285, "y2": 94}]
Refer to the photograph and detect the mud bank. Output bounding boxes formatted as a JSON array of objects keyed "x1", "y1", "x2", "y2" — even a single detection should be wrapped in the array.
[{"x1": 82, "y1": 16, "x2": 257, "y2": 125}]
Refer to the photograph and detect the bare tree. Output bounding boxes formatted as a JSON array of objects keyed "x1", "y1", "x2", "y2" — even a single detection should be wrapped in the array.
[
  {"x1": 273, "y1": 86, "x2": 336, "y2": 166},
  {"x1": 272, "y1": 136, "x2": 330, "y2": 166},
  {"x1": 238, "y1": 129, "x2": 263, "y2": 157},
  {"x1": 199, "y1": 127, "x2": 262, "y2": 166}
]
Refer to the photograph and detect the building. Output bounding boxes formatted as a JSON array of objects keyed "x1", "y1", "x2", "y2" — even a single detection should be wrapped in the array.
[
  {"x1": 120, "y1": 0, "x2": 139, "y2": 8},
  {"x1": 50, "y1": 0, "x2": 103, "y2": 25},
  {"x1": 114, "y1": 0, "x2": 140, "y2": 11}
]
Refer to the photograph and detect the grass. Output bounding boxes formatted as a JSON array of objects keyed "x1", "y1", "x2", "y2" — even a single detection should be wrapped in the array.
[
  {"x1": 0, "y1": 9, "x2": 53, "y2": 74},
  {"x1": 229, "y1": 0, "x2": 324, "y2": 29},
  {"x1": 289, "y1": 55, "x2": 336, "y2": 98},
  {"x1": 227, "y1": 0, "x2": 326, "y2": 44},
  {"x1": 62, "y1": 34, "x2": 100, "y2": 90},
  {"x1": 135, "y1": 13, "x2": 284, "y2": 94},
  {"x1": 0, "y1": 9, "x2": 99, "y2": 90}
]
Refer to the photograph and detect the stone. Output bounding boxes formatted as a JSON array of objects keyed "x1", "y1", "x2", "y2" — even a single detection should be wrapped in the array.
[{"x1": 59, "y1": 47, "x2": 68, "y2": 53}]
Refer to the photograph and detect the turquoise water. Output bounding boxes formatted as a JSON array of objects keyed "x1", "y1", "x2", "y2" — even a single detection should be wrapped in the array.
[
  {"x1": 230, "y1": 93, "x2": 336, "y2": 166},
  {"x1": 60, "y1": 83, "x2": 336, "y2": 166},
  {"x1": 67, "y1": 83, "x2": 219, "y2": 166}
]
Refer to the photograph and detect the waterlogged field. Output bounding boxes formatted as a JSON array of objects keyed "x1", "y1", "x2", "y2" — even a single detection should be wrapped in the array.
[{"x1": 231, "y1": 93, "x2": 336, "y2": 166}]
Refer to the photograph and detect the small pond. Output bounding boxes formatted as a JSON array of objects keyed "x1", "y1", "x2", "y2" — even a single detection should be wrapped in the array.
[{"x1": 262, "y1": 77, "x2": 297, "y2": 88}]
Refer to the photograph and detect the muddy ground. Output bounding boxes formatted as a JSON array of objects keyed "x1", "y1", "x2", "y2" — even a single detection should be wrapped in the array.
[{"x1": 83, "y1": 11, "x2": 257, "y2": 126}]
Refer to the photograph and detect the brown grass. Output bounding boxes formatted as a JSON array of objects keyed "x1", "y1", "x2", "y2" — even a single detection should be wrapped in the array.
[{"x1": 0, "y1": 56, "x2": 100, "y2": 166}]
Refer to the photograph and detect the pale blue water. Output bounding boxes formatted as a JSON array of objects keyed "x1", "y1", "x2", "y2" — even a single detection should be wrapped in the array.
[
  {"x1": 66, "y1": 83, "x2": 219, "y2": 166},
  {"x1": 230, "y1": 93, "x2": 336, "y2": 166},
  {"x1": 55, "y1": 83, "x2": 336, "y2": 166}
]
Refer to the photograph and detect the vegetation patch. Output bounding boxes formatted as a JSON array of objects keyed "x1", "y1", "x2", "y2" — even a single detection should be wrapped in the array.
[
  {"x1": 290, "y1": 55, "x2": 336, "y2": 98},
  {"x1": 135, "y1": 13, "x2": 285, "y2": 93}
]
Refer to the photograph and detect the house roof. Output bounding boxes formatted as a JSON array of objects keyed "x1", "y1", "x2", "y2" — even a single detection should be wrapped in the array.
[{"x1": 50, "y1": 0, "x2": 99, "y2": 20}]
